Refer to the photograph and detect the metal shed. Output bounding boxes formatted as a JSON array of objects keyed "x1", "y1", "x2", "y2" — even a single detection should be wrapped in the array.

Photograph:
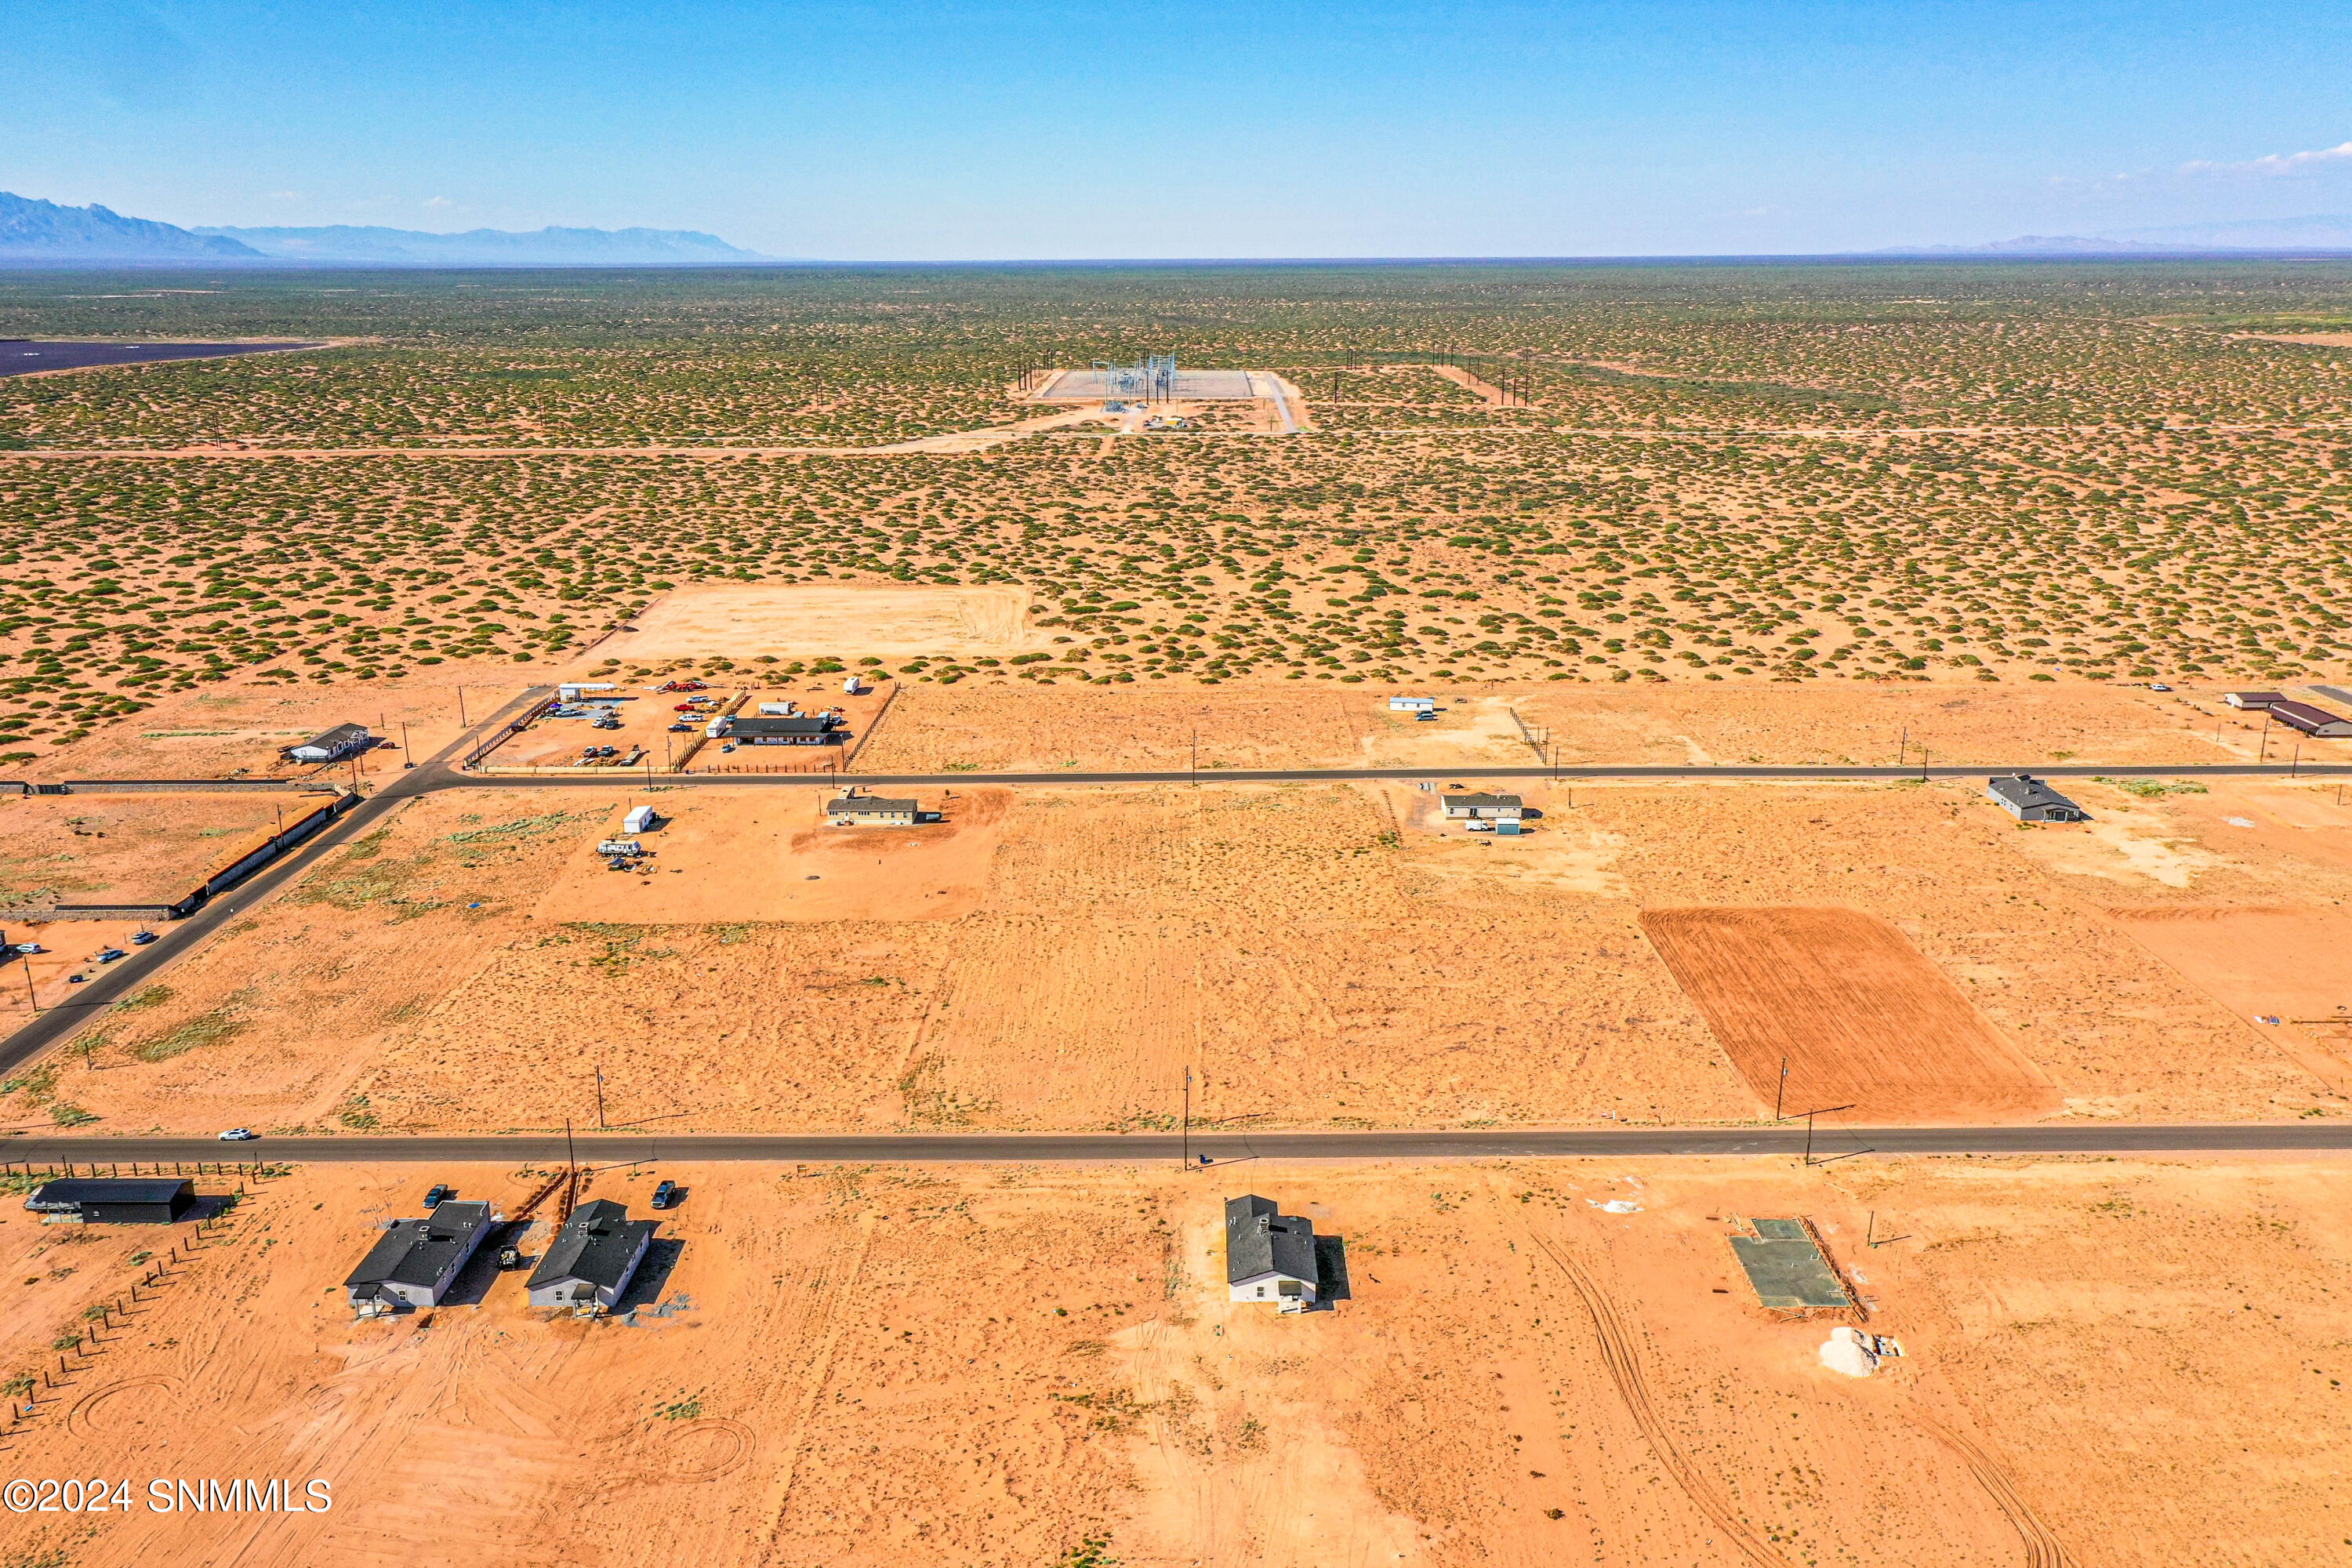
[{"x1": 2264, "y1": 700, "x2": 2352, "y2": 738}]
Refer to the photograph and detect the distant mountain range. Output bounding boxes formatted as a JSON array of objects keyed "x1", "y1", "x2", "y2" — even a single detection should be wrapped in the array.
[
  {"x1": 1881, "y1": 215, "x2": 2352, "y2": 257},
  {"x1": 0, "y1": 191, "x2": 771, "y2": 265},
  {"x1": 1, "y1": 191, "x2": 260, "y2": 260},
  {"x1": 193, "y1": 223, "x2": 768, "y2": 265}
]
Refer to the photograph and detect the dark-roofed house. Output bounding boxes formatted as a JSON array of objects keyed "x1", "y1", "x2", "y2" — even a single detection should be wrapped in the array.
[
  {"x1": 2223, "y1": 691, "x2": 2285, "y2": 710},
  {"x1": 526, "y1": 1200, "x2": 657, "y2": 1310},
  {"x1": 343, "y1": 1200, "x2": 494, "y2": 1310},
  {"x1": 283, "y1": 723, "x2": 373, "y2": 764},
  {"x1": 727, "y1": 715, "x2": 845, "y2": 746},
  {"x1": 2265, "y1": 699, "x2": 2352, "y2": 739},
  {"x1": 1985, "y1": 774, "x2": 2088, "y2": 822},
  {"x1": 1440, "y1": 792, "x2": 1523, "y2": 822},
  {"x1": 826, "y1": 793, "x2": 920, "y2": 826},
  {"x1": 1225, "y1": 1194, "x2": 1319, "y2": 1312},
  {"x1": 24, "y1": 1178, "x2": 194, "y2": 1224}
]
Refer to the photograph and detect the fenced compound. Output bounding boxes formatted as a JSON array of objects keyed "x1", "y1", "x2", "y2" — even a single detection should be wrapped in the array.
[{"x1": 1035, "y1": 361, "x2": 1257, "y2": 401}]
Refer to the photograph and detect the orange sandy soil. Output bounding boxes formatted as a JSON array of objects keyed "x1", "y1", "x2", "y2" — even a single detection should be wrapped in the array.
[
  {"x1": 0, "y1": 793, "x2": 286, "y2": 906},
  {"x1": 23, "y1": 665, "x2": 532, "y2": 782},
  {"x1": 0, "y1": 791, "x2": 288, "y2": 1029},
  {"x1": 2, "y1": 1156, "x2": 2347, "y2": 1566},
  {"x1": 850, "y1": 680, "x2": 2299, "y2": 774},
  {"x1": 594, "y1": 582, "x2": 1053, "y2": 663},
  {"x1": 14, "y1": 775, "x2": 2347, "y2": 1140}
]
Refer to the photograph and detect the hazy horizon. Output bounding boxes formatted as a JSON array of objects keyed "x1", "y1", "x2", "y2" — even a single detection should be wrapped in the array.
[{"x1": 7, "y1": 1, "x2": 2352, "y2": 260}]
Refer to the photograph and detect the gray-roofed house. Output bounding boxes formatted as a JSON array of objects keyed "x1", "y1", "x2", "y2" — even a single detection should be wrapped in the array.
[
  {"x1": 343, "y1": 1200, "x2": 494, "y2": 1310},
  {"x1": 526, "y1": 1199, "x2": 657, "y2": 1310},
  {"x1": 24, "y1": 1178, "x2": 194, "y2": 1224},
  {"x1": 1439, "y1": 792, "x2": 1523, "y2": 822},
  {"x1": 2223, "y1": 691, "x2": 2285, "y2": 710},
  {"x1": 826, "y1": 793, "x2": 920, "y2": 826},
  {"x1": 1985, "y1": 773, "x2": 2088, "y2": 822},
  {"x1": 284, "y1": 723, "x2": 373, "y2": 764},
  {"x1": 1225, "y1": 1194, "x2": 1319, "y2": 1312}
]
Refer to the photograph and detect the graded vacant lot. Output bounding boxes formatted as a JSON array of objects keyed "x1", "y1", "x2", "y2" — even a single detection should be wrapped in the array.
[
  {"x1": 601, "y1": 583, "x2": 1051, "y2": 662},
  {"x1": 15, "y1": 776, "x2": 2343, "y2": 1139},
  {"x1": 851, "y1": 680, "x2": 2287, "y2": 775},
  {"x1": 22, "y1": 667, "x2": 524, "y2": 782},
  {"x1": 2, "y1": 1156, "x2": 2345, "y2": 1567},
  {"x1": 1640, "y1": 906, "x2": 2061, "y2": 1123},
  {"x1": 532, "y1": 788, "x2": 1007, "y2": 924}
]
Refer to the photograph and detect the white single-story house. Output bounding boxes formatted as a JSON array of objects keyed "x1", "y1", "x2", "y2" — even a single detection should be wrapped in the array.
[
  {"x1": 1985, "y1": 773, "x2": 2088, "y2": 822},
  {"x1": 284, "y1": 723, "x2": 373, "y2": 765},
  {"x1": 1226, "y1": 1194, "x2": 1319, "y2": 1312},
  {"x1": 342, "y1": 1200, "x2": 494, "y2": 1311},
  {"x1": 525, "y1": 1200, "x2": 656, "y2": 1310},
  {"x1": 1440, "y1": 791, "x2": 1523, "y2": 822},
  {"x1": 1388, "y1": 696, "x2": 1437, "y2": 713}
]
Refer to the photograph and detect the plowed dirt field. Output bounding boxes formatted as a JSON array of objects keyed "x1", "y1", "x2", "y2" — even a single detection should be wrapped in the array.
[{"x1": 1639, "y1": 906, "x2": 2061, "y2": 1123}]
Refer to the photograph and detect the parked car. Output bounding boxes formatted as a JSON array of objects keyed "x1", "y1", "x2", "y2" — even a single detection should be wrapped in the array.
[
  {"x1": 130, "y1": 931, "x2": 158, "y2": 946},
  {"x1": 606, "y1": 856, "x2": 633, "y2": 872},
  {"x1": 217, "y1": 1128, "x2": 257, "y2": 1142},
  {"x1": 423, "y1": 1184, "x2": 453, "y2": 1208},
  {"x1": 1464, "y1": 820, "x2": 1494, "y2": 833},
  {"x1": 2149, "y1": 682, "x2": 2172, "y2": 691},
  {"x1": 667, "y1": 721, "x2": 694, "y2": 732},
  {"x1": 497, "y1": 1245, "x2": 524, "y2": 1269},
  {"x1": 95, "y1": 948, "x2": 128, "y2": 964},
  {"x1": 651, "y1": 1180, "x2": 680, "y2": 1209}
]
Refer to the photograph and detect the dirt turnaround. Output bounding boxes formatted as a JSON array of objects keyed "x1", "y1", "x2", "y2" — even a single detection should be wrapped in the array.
[{"x1": 1640, "y1": 906, "x2": 2062, "y2": 1123}]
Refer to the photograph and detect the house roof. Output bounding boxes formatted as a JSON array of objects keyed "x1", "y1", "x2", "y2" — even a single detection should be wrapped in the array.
[
  {"x1": 827, "y1": 797, "x2": 918, "y2": 815},
  {"x1": 1444, "y1": 792, "x2": 1523, "y2": 812},
  {"x1": 343, "y1": 1200, "x2": 493, "y2": 1291},
  {"x1": 1225, "y1": 1194, "x2": 1317, "y2": 1284},
  {"x1": 1986, "y1": 773, "x2": 2083, "y2": 813},
  {"x1": 296, "y1": 722, "x2": 370, "y2": 751},
  {"x1": 2226, "y1": 691, "x2": 2285, "y2": 706},
  {"x1": 527, "y1": 1199, "x2": 656, "y2": 1291},
  {"x1": 24, "y1": 1178, "x2": 192, "y2": 1212}
]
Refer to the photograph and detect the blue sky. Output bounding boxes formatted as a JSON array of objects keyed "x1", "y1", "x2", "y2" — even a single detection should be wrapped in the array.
[{"x1": 5, "y1": 0, "x2": 2351, "y2": 258}]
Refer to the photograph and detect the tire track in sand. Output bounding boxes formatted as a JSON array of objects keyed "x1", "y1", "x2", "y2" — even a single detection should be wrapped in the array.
[
  {"x1": 1526, "y1": 1232, "x2": 1795, "y2": 1568},
  {"x1": 756, "y1": 1211, "x2": 876, "y2": 1554},
  {"x1": 1911, "y1": 1413, "x2": 2078, "y2": 1568}
]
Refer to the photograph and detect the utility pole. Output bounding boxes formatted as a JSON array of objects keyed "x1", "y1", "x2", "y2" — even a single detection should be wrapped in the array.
[
  {"x1": 1804, "y1": 1107, "x2": 1817, "y2": 1167},
  {"x1": 1181, "y1": 1067, "x2": 1192, "y2": 1171},
  {"x1": 1191, "y1": 729, "x2": 1198, "y2": 788},
  {"x1": 2292, "y1": 735, "x2": 2303, "y2": 778},
  {"x1": 18, "y1": 953, "x2": 36, "y2": 1016},
  {"x1": 1775, "y1": 1056, "x2": 1788, "y2": 1120},
  {"x1": 2259, "y1": 707, "x2": 2273, "y2": 764},
  {"x1": 457, "y1": 685, "x2": 469, "y2": 728},
  {"x1": 400, "y1": 723, "x2": 412, "y2": 769},
  {"x1": 595, "y1": 1065, "x2": 606, "y2": 1131}
]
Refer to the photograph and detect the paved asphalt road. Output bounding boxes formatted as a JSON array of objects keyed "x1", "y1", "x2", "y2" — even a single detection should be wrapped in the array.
[
  {"x1": 5, "y1": 1123, "x2": 2348, "y2": 1167},
  {"x1": 9, "y1": 682, "x2": 2349, "y2": 1091},
  {"x1": 0, "y1": 690, "x2": 546, "y2": 1080},
  {"x1": 441, "y1": 760, "x2": 2352, "y2": 789}
]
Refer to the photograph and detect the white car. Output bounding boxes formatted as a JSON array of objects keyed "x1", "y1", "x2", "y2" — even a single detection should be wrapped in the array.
[{"x1": 217, "y1": 1128, "x2": 257, "y2": 1142}]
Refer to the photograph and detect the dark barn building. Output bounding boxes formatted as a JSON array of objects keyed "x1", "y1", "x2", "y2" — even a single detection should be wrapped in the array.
[
  {"x1": 24, "y1": 1178, "x2": 197, "y2": 1224},
  {"x1": 726, "y1": 716, "x2": 846, "y2": 747}
]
